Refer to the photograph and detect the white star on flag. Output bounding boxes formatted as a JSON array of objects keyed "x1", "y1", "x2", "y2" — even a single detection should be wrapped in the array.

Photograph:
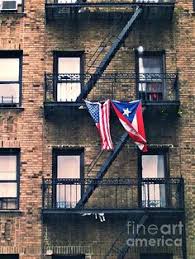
[{"x1": 123, "y1": 108, "x2": 131, "y2": 117}]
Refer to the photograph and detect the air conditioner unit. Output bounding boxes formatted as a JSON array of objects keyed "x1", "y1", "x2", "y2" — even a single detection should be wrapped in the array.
[{"x1": 1, "y1": 0, "x2": 17, "y2": 11}]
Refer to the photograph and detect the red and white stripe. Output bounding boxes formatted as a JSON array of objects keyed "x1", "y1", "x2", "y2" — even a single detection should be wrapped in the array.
[{"x1": 99, "y1": 100, "x2": 113, "y2": 150}]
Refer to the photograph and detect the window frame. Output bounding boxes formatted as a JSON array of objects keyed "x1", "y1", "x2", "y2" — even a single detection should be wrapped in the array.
[
  {"x1": 0, "y1": 0, "x2": 24, "y2": 13},
  {"x1": 53, "y1": 51, "x2": 84, "y2": 102},
  {"x1": 137, "y1": 148, "x2": 169, "y2": 208},
  {"x1": 52, "y1": 148, "x2": 84, "y2": 209},
  {"x1": 138, "y1": 148, "x2": 169, "y2": 179},
  {"x1": 0, "y1": 51, "x2": 22, "y2": 107},
  {"x1": 0, "y1": 148, "x2": 20, "y2": 210},
  {"x1": 135, "y1": 50, "x2": 166, "y2": 101}
]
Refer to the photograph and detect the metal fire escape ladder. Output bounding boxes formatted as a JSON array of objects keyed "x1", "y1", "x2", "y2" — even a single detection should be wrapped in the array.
[
  {"x1": 76, "y1": 132, "x2": 129, "y2": 208},
  {"x1": 104, "y1": 214, "x2": 149, "y2": 259},
  {"x1": 86, "y1": 149, "x2": 104, "y2": 177},
  {"x1": 76, "y1": 6, "x2": 143, "y2": 101}
]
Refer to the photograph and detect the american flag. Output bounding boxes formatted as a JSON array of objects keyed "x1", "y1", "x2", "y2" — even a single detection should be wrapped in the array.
[
  {"x1": 111, "y1": 100, "x2": 147, "y2": 152},
  {"x1": 85, "y1": 100, "x2": 113, "y2": 151}
]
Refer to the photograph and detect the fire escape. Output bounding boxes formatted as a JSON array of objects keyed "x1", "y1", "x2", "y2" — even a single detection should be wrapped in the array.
[{"x1": 43, "y1": 1, "x2": 185, "y2": 259}]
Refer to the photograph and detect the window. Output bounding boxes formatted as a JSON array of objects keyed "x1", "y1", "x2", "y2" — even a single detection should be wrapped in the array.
[
  {"x1": 0, "y1": 51, "x2": 22, "y2": 106},
  {"x1": 136, "y1": 51, "x2": 165, "y2": 101},
  {"x1": 141, "y1": 254, "x2": 172, "y2": 259},
  {"x1": 53, "y1": 149, "x2": 84, "y2": 208},
  {"x1": 139, "y1": 149, "x2": 168, "y2": 208},
  {"x1": 0, "y1": 0, "x2": 23, "y2": 12},
  {"x1": 54, "y1": 52, "x2": 83, "y2": 102},
  {"x1": 0, "y1": 149, "x2": 20, "y2": 210}
]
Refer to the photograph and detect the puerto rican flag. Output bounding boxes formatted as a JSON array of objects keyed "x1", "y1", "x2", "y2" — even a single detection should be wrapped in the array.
[
  {"x1": 111, "y1": 100, "x2": 147, "y2": 151},
  {"x1": 85, "y1": 100, "x2": 113, "y2": 151}
]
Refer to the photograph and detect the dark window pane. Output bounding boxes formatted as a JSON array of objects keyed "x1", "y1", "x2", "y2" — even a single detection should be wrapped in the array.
[{"x1": 0, "y1": 255, "x2": 19, "y2": 259}]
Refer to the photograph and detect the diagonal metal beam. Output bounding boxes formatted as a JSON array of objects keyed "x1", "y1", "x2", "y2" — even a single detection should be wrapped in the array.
[
  {"x1": 76, "y1": 132, "x2": 129, "y2": 208},
  {"x1": 104, "y1": 214, "x2": 148, "y2": 258},
  {"x1": 76, "y1": 7, "x2": 142, "y2": 101},
  {"x1": 117, "y1": 214, "x2": 148, "y2": 259}
]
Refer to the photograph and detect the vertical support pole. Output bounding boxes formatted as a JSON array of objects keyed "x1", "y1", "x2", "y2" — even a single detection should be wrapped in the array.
[
  {"x1": 44, "y1": 73, "x2": 47, "y2": 103},
  {"x1": 174, "y1": 71, "x2": 179, "y2": 101},
  {"x1": 182, "y1": 213, "x2": 187, "y2": 259},
  {"x1": 181, "y1": 178, "x2": 187, "y2": 259}
]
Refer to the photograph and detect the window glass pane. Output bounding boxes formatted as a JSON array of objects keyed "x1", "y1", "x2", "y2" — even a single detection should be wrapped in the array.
[
  {"x1": 0, "y1": 183, "x2": 17, "y2": 197},
  {"x1": 56, "y1": 184, "x2": 81, "y2": 208},
  {"x1": 0, "y1": 84, "x2": 19, "y2": 104},
  {"x1": 57, "y1": 82, "x2": 81, "y2": 102},
  {"x1": 0, "y1": 156, "x2": 16, "y2": 180},
  {"x1": 57, "y1": 155, "x2": 80, "y2": 178},
  {"x1": 142, "y1": 155, "x2": 165, "y2": 178},
  {"x1": 0, "y1": 199, "x2": 17, "y2": 209},
  {"x1": 58, "y1": 57, "x2": 80, "y2": 74},
  {"x1": 139, "y1": 56, "x2": 162, "y2": 74},
  {"x1": 0, "y1": 59, "x2": 19, "y2": 81},
  {"x1": 142, "y1": 182, "x2": 166, "y2": 207}
]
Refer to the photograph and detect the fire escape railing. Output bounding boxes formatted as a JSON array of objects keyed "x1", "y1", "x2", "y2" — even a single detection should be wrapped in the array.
[
  {"x1": 44, "y1": 72, "x2": 179, "y2": 103},
  {"x1": 45, "y1": 1, "x2": 176, "y2": 23},
  {"x1": 42, "y1": 177, "x2": 184, "y2": 211},
  {"x1": 45, "y1": 1, "x2": 176, "y2": 7}
]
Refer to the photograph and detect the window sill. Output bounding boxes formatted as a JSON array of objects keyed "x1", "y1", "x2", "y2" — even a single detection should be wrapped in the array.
[
  {"x1": 0, "y1": 12, "x2": 26, "y2": 17},
  {"x1": 0, "y1": 106, "x2": 24, "y2": 111},
  {"x1": 0, "y1": 210, "x2": 22, "y2": 215}
]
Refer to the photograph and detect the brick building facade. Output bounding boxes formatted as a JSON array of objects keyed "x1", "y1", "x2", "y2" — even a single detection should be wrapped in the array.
[{"x1": 0, "y1": 0, "x2": 194, "y2": 258}]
